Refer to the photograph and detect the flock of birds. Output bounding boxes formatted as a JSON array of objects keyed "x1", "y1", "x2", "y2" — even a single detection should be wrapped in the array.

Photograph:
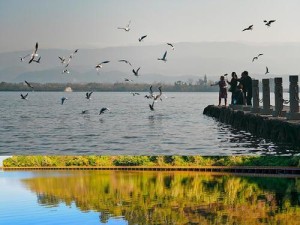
[
  {"x1": 18, "y1": 19, "x2": 277, "y2": 114},
  {"x1": 18, "y1": 20, "x2": 173, "y2": 115},
  {"x1": 242, "y1": 19, "x2": 276, "y2": 75}
]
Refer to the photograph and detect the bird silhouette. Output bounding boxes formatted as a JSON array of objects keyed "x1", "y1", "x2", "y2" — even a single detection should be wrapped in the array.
[
  {"x1": 20, "y1": 93, "x2": 28, "y2": 100},
  {"x1": 28, "y1": 42, "x2": 39, "y2": 64},
  {"x1": 132, "y1": 67, "x2": 141, "y2": 76},
  {"x1": 167, "y1": 43, "x2": 175, "y2": 50},
  {"x1": 86, "y1": 92, "x2": 93, "y2": 100},
  {"x1": 264, "y1": 20, "x2": 276, "y2": 27},
  {"x1": 265, "y1": 66, "x2": 269, "y2": 75},
  {"x1": 118, "y1": 20, "x2": 131, "y2": 32},
  {"x1": 149, "y1": 101, "x2": 155, "y2": 111},
  {"x1": 138, "y1": 35, "x2": 147, "y2": 42},
  {"x1": 25, "y1": 80, "x2": 34, "y2": 89},
  {"x1": 118, "y1": 59, "x2": 132, "y2": 66},
  {"x1": 242, "y1": 25, "x2": 253, "y2": 32},
  {"x1": 158, "y1": 51, "x2": 167, "y2": 62},
  {"x1": 95, "y1": 61, "x2": 110, "y2": 71},
  {"x1": 99, "y1": 107, "x2": 110, "y2": 115},
  {"x1": 61, "y1": 97, "x2": 68, "y2": 105}
]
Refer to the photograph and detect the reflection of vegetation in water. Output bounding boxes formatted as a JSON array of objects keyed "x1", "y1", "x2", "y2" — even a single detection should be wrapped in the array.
[{"x1": 22, "y1": 171, "x2": 300, "y2": 224}]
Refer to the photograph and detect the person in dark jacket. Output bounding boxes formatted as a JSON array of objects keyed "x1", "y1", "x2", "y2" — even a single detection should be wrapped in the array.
[
  {"x1": 238, "y1": 71, "x2": 252, "y2": 105},
  {"x1": 226, "y1": 72, "x2": 238, "y2": 104}
]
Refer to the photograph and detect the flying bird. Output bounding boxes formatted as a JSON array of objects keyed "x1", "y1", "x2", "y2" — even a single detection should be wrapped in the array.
[
  {"x1": 62, "y1": 69, "x2": 70, "y2": 74},
  {"x1": 95, "y1": 61, "x2": 110, "y2": 71},
  {"x1": 28, "y1": 42, "x2": 39, "y2": 64},
  {"x1": 265, "y1": 67, "x2": 269, "y2": 75},
  {"x1": 252, "y1": 53, "x2": 263, "y2": 62},
  {"x1": 124, "y1": 78, "x2": 133, "y2": 82},
  {"x1": 242, "y1": 25, "x2": 253, "y2": 32},
  {"x1": 153, "y1": 86, "x2": 163, "y2": 101},
  {"x1": 167, "y1": 43, "x2": 175, "y2": 50},
  {"x1": 20, "y1": 93, "x2": 28, "y2": 100},
  {"x1": 158, "y1": 51, "x2": 167, "y2": 62},
  {"x1": 69, "y1": 49, "x2": 79, "y2": 59},
  {"x1": 25, "y1": 80, "x2": 34, "y2": 89},
  {"x1": 149, "y1": 101, "x2": 155, "y2": 111},
  {"x1": 132, "y1": 67, "x2": 141, "y2": 76},
  {"x1": 118, "y1": 20, "x2": 131, "y2": 32},
  {"x1": 99, "y1": 107, "x2": 110, "y2": 115},
  {"x1": 58, "y1": 56, "x2": 66, "y2": 64},
  {"x1": 86, "y1": 92, "x2": 93, "y2": 100},
  {"x1": 61, "y1": 97, "x2": 68, "y2": 105},
  {"x1": 130, "y1": 92, "x2": 140, "y2": 96},
  {"x1": 264, "y1": 20, "x2": 276, "y2": 27},
  {"x1": 138, "y1": 35, "x2": 147, "y2": 42},
  {"x1": 252, "y1": 56, "x2": 258, "y2": 62},
  {"x1": 118, "y1": 59, "x2": 132, "y2": 66}
]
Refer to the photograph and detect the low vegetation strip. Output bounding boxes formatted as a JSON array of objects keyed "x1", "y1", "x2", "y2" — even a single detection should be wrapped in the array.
[{"x1": 2, "y1": 156, "x2": 300, "y2": 167}]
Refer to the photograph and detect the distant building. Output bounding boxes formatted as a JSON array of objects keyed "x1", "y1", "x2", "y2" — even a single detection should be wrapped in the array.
[{"x1": 64, "y1": 87, "x2": 73, "y2": 92}]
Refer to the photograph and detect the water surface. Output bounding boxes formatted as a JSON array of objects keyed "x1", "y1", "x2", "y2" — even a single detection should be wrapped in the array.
[
  {"x1": 0, "y1": 170, "x2": 299, "y2": 225},
  {"x1": 0, "y1": 92, "x2": 297, "y2": 155}
]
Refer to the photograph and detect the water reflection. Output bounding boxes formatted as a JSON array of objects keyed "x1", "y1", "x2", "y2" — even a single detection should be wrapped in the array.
[{"x1": 21, "y1": 171, "x2": 300, "y2": 225}]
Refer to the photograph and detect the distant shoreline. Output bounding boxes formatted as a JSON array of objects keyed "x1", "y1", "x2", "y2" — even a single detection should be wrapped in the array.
[{"x1": 0, "y1": 82, "x2": 218, "y2": 92}]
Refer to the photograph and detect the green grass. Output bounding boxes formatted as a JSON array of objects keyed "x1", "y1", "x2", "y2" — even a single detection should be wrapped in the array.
[{"x1": 2, "y1": 155, "x2": 300, "y2": 167}]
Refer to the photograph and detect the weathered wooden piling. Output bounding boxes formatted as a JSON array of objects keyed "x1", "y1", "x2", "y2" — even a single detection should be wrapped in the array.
[
  {"x1": 260, "y1": 79, "x2": 272, "y2": 115},
  {"x1": 286, "y1": 75, "x2": 300, "y2": 120},
  {"x1": 251, "y1": 79, "x2": 260, "y2": 113},
  {"x1": 272, "y1": 77, "x2": 285, "y2": 117}
]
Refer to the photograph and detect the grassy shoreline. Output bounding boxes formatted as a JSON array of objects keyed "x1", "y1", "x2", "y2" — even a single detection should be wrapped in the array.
[{"x1": 2, "y1": 155, "x2": 300, "y2": 167}]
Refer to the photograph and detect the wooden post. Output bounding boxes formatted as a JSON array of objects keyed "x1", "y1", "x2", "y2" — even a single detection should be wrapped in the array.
[
  {"x1": 286, "y1": 75, "x2": 300, "y2": 120},
  {"x1": 260, "y1": 79, "x2": 272, "y2": 115},
  {"x1": 251, "y1": 79, "x2": 260, "y2": 113}
]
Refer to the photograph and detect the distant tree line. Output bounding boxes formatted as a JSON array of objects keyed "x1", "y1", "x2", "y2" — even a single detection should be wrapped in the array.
[{"x1": 0, "y1": 77, "x2": 219, "y2": 92}]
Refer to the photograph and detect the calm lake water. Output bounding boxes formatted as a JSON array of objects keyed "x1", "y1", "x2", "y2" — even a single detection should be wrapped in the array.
[
  {"x1": 0, "y1": 91, "x2": 297, "y2": 155},
  {"x1": 0, "y1": 170, "x2": 299, "y2": 225}
]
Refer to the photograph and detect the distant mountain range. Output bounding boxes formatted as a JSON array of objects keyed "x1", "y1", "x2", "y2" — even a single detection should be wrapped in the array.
[{"x1": 0, "y1": 42, "x2": 299, "y2": 86}]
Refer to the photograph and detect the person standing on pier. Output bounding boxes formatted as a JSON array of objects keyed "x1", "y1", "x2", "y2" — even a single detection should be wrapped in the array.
[
  {"x1": 212, "y1": 75, "x2": 227, "y2": 106},
  {"x1": 238, "y1": 71, "x2": 252, "y2": 105},
  {"x1": 227, "y1": 72, "x2": 238, "y2": 104}
]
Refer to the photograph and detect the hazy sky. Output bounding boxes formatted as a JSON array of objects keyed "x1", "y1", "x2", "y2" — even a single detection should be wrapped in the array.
[{"x1": 1, "y1": 0, "x2": 300, "y2": 53}]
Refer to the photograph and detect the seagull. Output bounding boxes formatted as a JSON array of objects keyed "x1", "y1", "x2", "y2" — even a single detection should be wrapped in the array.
[
  {"x1": 132, "y1": 67, "x2": 141, "y2": 76},
  {"x1": 86, "y1": 91, "x2": 93, "y2": 100},
  {"x1": 252, "y1": 56, "x2": 258, "y2": 62},
  {"x1": 124, "y1": 78, "x2": 133, "y2": 82},
  {"x1": 138, "y1": 35, "x2": 147, "y2": 42},
  {"x1": 153, "y1": 86, "x2": 163, "y2": 101},
  {"x1": 61, "y1": 97, "x2": 68, "y2": 105},
  {"x1": 149, "y1": 101, "x2": 155, "y2": 111},
  {"x1": 19, "y1": 54, "x2": 30, "y2": 62},
  {"x1": 118, "y1": 59, "x2": 132, "y2": 66},
  {"x1": 28, "y1": 42, "x2": 39, "y2": 64},
  {"x1": 252, "y1": 53, "x2": 264, "y2": 62},
  {"x1": 118, "y1": 20, "x2": 131, "y2": 32},
  {"x1": 58, "y1": 56, "x2": 66, "y2": 64},
  {"x1": 224, "y1": 74, "x2": 228, "y2": 77},
  {"x1": 265, "y1": 67, "x2": 269, "y2": 75},
  {"x1": 95, "y1": 61, "x2": 110, "y2": 71},
  {"x1": 158, "y1": 51, "x2": 167, "y2": 62},
  {"x1": 20, "y1": 93, "x2": 28, "y2": 100},
  {"x1": 69, "y1": 49, "x2": 79, "y2": 59},
  {"x1": 99, "y1": 107, "x2": 110, "y2": 115},
  {"x1": 130, "y1": 92, "x2": 140, "y2": 96},
  {"x1": 62, "y1": 69, "x2": 70, "y2": 74},
  {"x1": 264, "y1": 20, "x2": 276, "y2": 27},
  {"x1": 242, "y1": 25, "x2": 253, "y2": 32},
  {"x1": 25, "y1": 80, "x2": 34, "y2": 89},
  {"x1": 167, "y1": 43, "x2": 175, "y2": 50}
]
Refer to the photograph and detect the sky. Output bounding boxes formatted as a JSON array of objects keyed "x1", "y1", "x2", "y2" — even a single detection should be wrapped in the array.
[{"x1": 1, "y1": 0, "x2": 300, "y2": 52}]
